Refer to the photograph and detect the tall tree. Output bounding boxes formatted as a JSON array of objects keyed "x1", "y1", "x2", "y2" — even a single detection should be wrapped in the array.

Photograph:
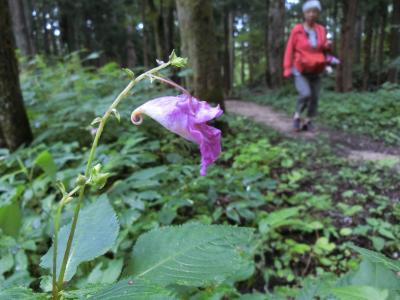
[
  {"x1": 176, "y1": 0, "x2": 224, "y2": 108},
  {"x1": 336, "y1": 0, "x2": 359, "y2": 92},
  {"x1": 388, "y1": 0, "x2": 400, "y2": 83},
  {"x1": 267, "y1": 0, "x2": 285, "y2": 89},
  {"x1": 377, "y1": 1, "x2": 388, "y2": 84},
  {"x1": 8, "y1": 0, "x2": 35, "y2": 56},
  {"x1": 163, "y1": 0, "x2": 176, "y2": 57},
  {"x1": 353, "y1": 14, "x2": 362, "y2": 65},
  {"x1": 362, "y1": 7, "x2": 375, "y2": 90},
  {"x1": 264, "y1": 0, "x2": 271, "y2": 86},
  {"x1": 141, "y1": 0, "x2": 150, "y2": 68},
  {"x1": 223, "y1": 6, "x2": 234, "y2": 94},
  {"x1": 126, "y1": 18, "x2": 138, "y2": 68},
  {"x1": 148, "y1": 0, "x2": 166, "y2": 60},
  {"x1": 0, "y1": 0, "x2": 33, "y2": 150}
]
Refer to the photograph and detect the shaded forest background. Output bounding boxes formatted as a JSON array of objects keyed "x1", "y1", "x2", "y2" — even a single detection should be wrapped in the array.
[
  {"x1": 1, "y1": 1, "x2": 400, "y2": 298},
  {"x1": 7, "y1": 0, "x2": 400, "y2": 94}
]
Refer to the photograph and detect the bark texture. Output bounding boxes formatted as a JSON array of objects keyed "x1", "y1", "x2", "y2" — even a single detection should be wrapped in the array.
[
  {"x1": 8, "y1": 0, "x2": 35, "y2": 56},
  {"x1": 362, "y1": 10, "x2": 374, "y2": 90},
  {"x1": 0, "y1": 0, "x2": 33, "y2": 150},
  {"x1": 388, "y1": 0, "x2": 400, "y2": 83},
  {"x1": 336, "y1": 0, "x2": 359, "y2": 92},
  {"x1": 176, "y1": 0, "x2": 224, "y2": 108},
  {"x1": 267, "y1": 0, "x2": 285, "y2": 89}
]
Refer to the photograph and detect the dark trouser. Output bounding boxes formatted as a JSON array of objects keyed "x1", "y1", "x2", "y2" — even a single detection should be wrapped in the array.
[{"x1": 294, "y1": 73, "x2": 321, "y2": 118}]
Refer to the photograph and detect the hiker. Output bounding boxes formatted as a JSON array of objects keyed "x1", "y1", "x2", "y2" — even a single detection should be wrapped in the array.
[{"x1": 283, "y1": 0, "x2": 332, "y2": 132}]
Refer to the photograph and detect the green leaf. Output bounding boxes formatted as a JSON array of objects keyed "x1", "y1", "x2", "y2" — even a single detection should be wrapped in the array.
[
  {"x1": 348, "y1": 259, "x2": 400, "y2": 299},
  {"x1": 90, "y1": 164, "x2": 110, "y2": 190},
  {"x1": 129, "y1": 166, "x2": 168, "y2": 181},
  {"x1": 0, "y1": 201, "x2": 22, "y2": 237},
  {"x1": 34, "y1": 150, "x2": 57, "y2": 179},
  {"x1": 127, "y1": 223, "x2": 254, "y2": 287},
  {"x1": 87, "y1": 278, "x2": 177, "y2": 300},
  {"x1": 0, "y1": 270, "x2": 33, "y2": 289},
  {"x1": 370, "y1": 236, "x2": 385, "y2": 251},
  {"x1": 0, "y1": 253, "x2": 14, "y2": 275},
  {"x1": 0, "y1": 287, "x2": 46, "y2": 300},
  {"x1": 40, "y1": 196, "x2": 119, "y2": 281},
  {"x1": 111, "y1": 109, "x2": 121, "y2": 122},
  {"x1": 122, "y1": 68, "x2": 135, "y2": 79},
  {"x1": 87, "y1": 259, "x2": 124, "y2": 284},
  {"x1": 91, "y1": 117, "x2": 102, "y2": 126},
  {"x1": 258, "y1": 206, "x2": 303, "y2": 234},
  {"x1": 349, "y1": 245, "x2": 400, "y2": 272},
  {"x1": 330, "y1": 286, "x2": 389, "y2": 300},
  {"x1": 169, "y1": 50, "x2": 187, "y2": 68}
]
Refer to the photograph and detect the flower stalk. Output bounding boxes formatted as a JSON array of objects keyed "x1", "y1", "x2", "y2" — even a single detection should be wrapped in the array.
[{"x1": 51, "y1": 57, "x2": 175, "y2": 299}]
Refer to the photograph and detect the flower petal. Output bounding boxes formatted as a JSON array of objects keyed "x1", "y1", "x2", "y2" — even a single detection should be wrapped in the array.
[{"x1": 131, "y1": 94, "x2": 223, "y2": 175}]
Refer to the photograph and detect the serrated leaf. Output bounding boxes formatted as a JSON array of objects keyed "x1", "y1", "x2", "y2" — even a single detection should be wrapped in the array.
[
  {"x1": 127, "y1": 223, "x2": 254, "y2": 287},
  {"x1": 330, "y1": 286, "x2": 389, "y2": 300},
  {"x1": 349, "y1": 245, "x2": 400, "y2": 272},
  {"x1": 60, "y1": 284, "x2": 107, "y2": 299},
  {"x1": 87, "y1": 278, "x2": 177, "y2": 300},
  {"x1": 0, "y1": 287, "x2": 46, "y2": 300},
  {"x1": 348, "y1": 259, "x2": 400, "y2": 299},
  {"x1": 40, "y1": 196, "x2": 119, "y2": 281}
]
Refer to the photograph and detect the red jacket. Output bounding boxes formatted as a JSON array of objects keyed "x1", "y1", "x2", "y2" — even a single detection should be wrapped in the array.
[{"x1": 283, "y1": 23, "x2": 330, "y2": 77}]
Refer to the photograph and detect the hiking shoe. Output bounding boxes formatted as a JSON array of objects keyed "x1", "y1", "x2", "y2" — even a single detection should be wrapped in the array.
[
  {"x1": 293, "y1": 118, "x2": 302, "y2": 132},
  {"x1": 302, "y1": 121, "x2": 315, "y2": 132}
]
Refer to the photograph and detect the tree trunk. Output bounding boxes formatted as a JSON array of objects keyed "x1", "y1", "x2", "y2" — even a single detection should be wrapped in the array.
[
  {"x1": 42, "y1": 7, "x2": 51, "y2": 55},
  {"x1": 126, "y1": 21, "x2": 137, "y2": 69},
  {"x1": 176, "y1": 0, "x2": 224, "y2": 108},
  {"x1": 223, "y1": 8, "x2": 233, "y2": 94},
  {"x1": 336, "y1": 0, "x2": 359, "y2": 92},
  {"x1": 7, "y1": 0, "x2": 35, "y2": 56},
  {"x1": 264, "y1": 0, "x2": 272, "y2": 87},
  {"x1": 241, "y1": 41, "x2": 246, "y2": 85},
  {"x1": 353, "y1": 14, "x2": 362, "y2": 65},
  {"x1": 228, "y1": 10, "x2": 234, "y2": 91},
  {"x1": 0, "y1": 0, "x2": 33, "y2": 150},
  {"x1": 362, "y1": 10, "x2": 374, "y2": 90},
  {"x1": 141, "y1": 0, "x2": 150, "y2": 68},
  {"x1": 332, "y1": 1, "x2": 338, "y2": 54},
  {"x1": 377, "y1": 4, "x2": 388, "y2": 84},
  {"x1": 59, "y1": 1, "x2": 78, "y2": 52},
  {"x1": 267, "y1": 0, "x2": 285, "y2": 89},
  {"x1": 388, "y1": 0, "x2": 400, "y2": 83},
  {"x1": 149, "y1": 0, "x2": 166, "y2": 60},
  {"x1": 163, "y1": 0, "x2": 175, "y2": 56}
]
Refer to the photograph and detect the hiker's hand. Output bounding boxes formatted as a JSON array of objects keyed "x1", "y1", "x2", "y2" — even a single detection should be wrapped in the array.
[
  {"x1": 283, "y1": 69, "x2": 292, "y2": 78},
  {"x1": 325, "y1": 40, "x2": 333, "y2": 50}
]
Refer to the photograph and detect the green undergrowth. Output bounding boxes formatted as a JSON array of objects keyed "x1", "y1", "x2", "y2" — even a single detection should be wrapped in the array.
[
  {"x1": 237, "y1": 82, "x2": 400, "y2": 146},
  {"x1": 1, "y1": 56, "x2": 400, "y2": 299}
]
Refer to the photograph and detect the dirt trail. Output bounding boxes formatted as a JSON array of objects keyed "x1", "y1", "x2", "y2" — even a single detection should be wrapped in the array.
[{"x1": 226, "y1": 100, "x2": 400, "y2": 168}]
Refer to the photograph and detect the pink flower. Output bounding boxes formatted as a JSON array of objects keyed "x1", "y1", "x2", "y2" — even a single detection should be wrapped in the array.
[{"x1": 131, "y1": 77, "x2": 223, "y2": 176}]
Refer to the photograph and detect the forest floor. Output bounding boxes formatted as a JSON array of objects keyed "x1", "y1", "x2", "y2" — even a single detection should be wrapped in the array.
[{"x1": 226, "y1": 100, "x2": 400, "y2": 170}]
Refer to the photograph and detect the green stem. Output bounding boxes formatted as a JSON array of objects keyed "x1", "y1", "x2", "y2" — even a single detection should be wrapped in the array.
[
  {"x1": 52, "y1": 186, "x2": 80, "y2": 300},
  {"x1": 53, "y1": 62, "x2": 171, "y2": 296}
]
